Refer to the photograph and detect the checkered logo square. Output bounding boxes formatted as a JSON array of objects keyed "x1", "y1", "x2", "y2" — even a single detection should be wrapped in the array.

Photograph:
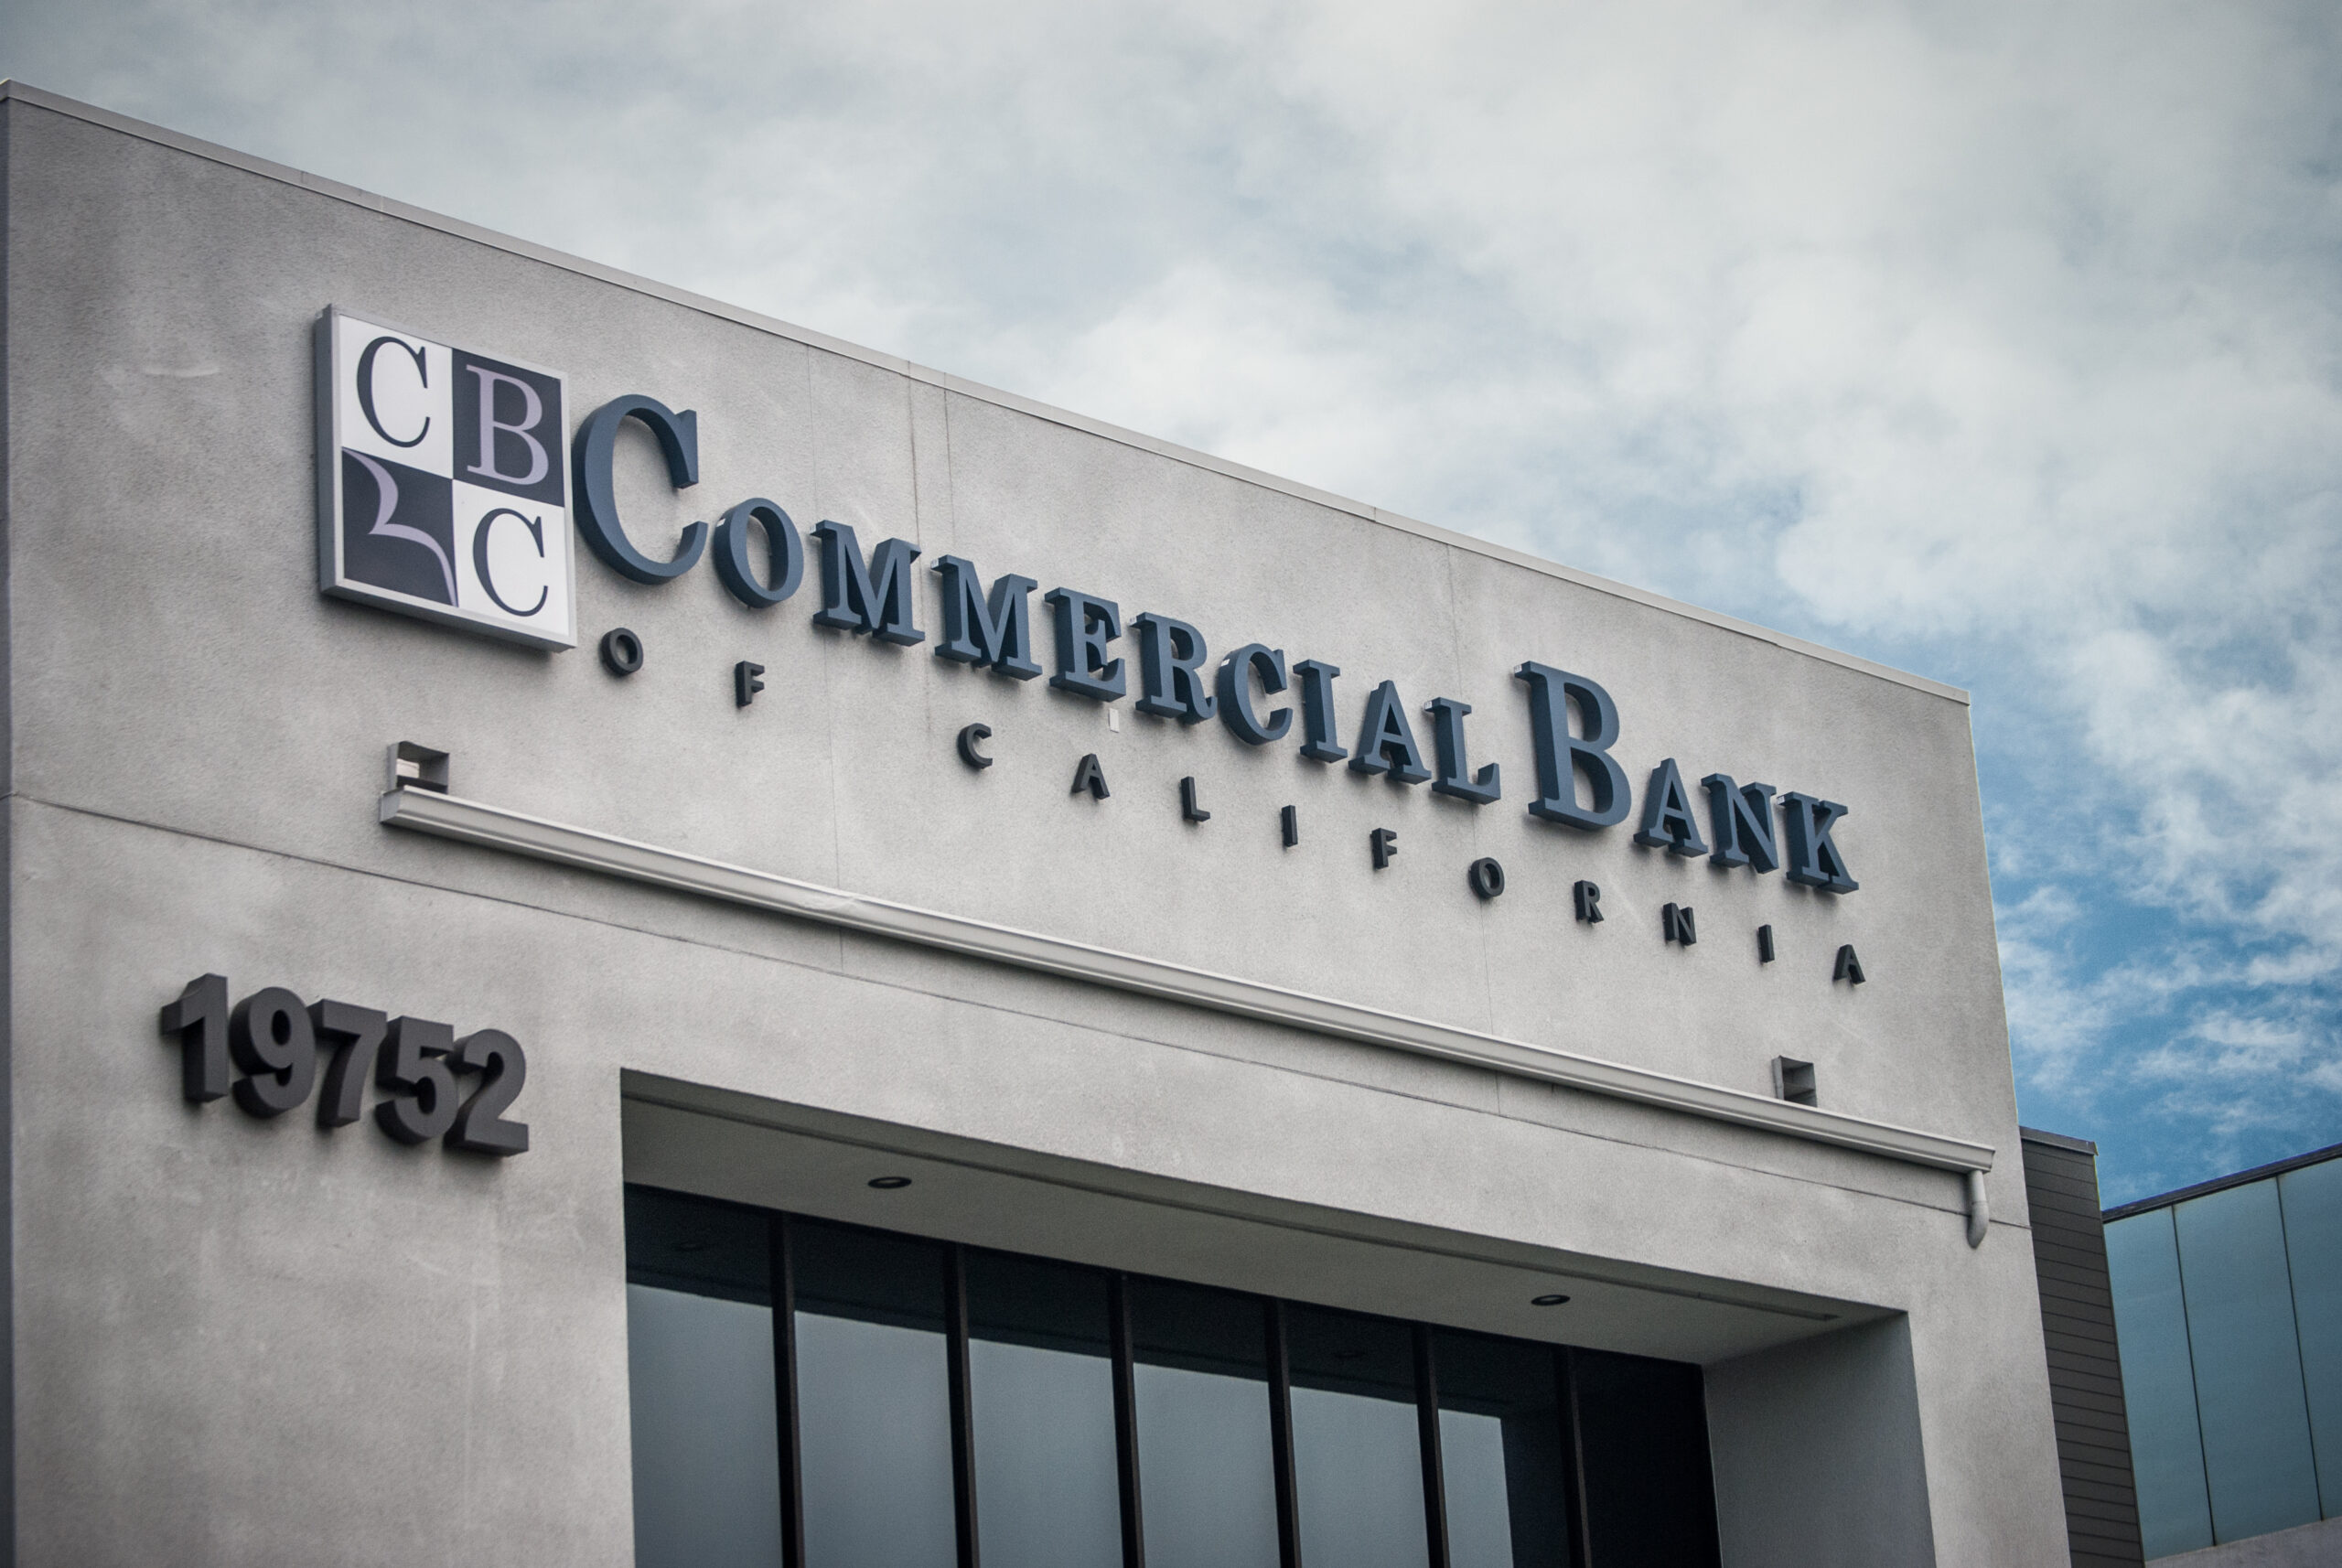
[{"x1": 316, "y1": 308, "x2": 575, "y2": 649}]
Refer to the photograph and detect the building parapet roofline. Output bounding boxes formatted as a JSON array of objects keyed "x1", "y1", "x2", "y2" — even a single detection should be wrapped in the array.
[
  {"x1": 2018, "y1": 1126, "x2": 2099, "y2": 1156},
  {"x1": 0, "y1": 77, "x2": 1969, "y2": 707},
  {"x1": 2102, "y1": 1139, "x2": 2342, "y2": 1222}
]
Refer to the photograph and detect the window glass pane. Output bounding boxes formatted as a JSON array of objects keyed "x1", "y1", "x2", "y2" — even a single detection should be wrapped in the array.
[
  {"x1": 2279, "y1": 1159, "x2": 2342, "y2": 1518},
  {"x1": 622, "y1": 1187, "x2": 780, "y2": 1568},
  {"x1": 1433, "y1": 1329, "x2": 1569, "y2": 1568},
  {"x1": 794, "y1": 1219, "x2": 958, "y2": 1568},
  {"x1": 965, "y1": 1251, "x2": 1121, "y2": 1568},
  {"x1": 2106, "y1": 1208, "x2": 2215, "y2": 1554},
  {"x1": 1287, "y1": 1305, "x2": 1430, "y2": 1568},
  {"x1": 2175, "y1": 1182, "x2": 2322, "y2": 1541},
  {"x1": 1129, "y1": 1277, "x2": 1281, "y2": 1568},
  {"x1": 628, "y1": 1287, "x2": 782, "y2": 1568},
  {"x1": 1572, "y1": 1348, "x2": 1720, "y2": 1568}
]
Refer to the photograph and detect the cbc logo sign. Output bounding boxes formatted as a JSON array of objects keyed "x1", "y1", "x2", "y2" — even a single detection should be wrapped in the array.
[{"x1": 316, "y1": 307, "x2": 576, "y2": 648}]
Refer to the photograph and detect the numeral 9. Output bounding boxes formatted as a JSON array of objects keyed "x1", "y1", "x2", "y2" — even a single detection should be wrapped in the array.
[{"x1": 229, "y1": 988, "x2": 318, "y2": 1116}]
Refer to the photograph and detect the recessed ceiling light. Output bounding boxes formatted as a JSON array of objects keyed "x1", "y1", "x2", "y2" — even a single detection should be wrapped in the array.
[
  {"x1": 1531, "y1": 1293, "x2": 1571, "y2": 1306},
  {"x1": 867, "y1": 1176, "x2": 913, "y2": 1190}
]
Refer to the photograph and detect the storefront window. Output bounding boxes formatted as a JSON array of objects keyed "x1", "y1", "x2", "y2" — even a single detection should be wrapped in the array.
[
  {"x1": 1573, "y1": 1348, "x2": 1721, "y2": 1566},
  {"x1": 624, "y1": 1186, "x2": 1722, "y2": 1568},
  {"x1": 966, "y1": 1250, "x2": 1122, "y2": 1568},
  {"x1": 1287, "y1": 1305, "x2": 1432, "y2": 1568},
  {"x1": 792, "y1": 1219, "x2": 959, "y2": 1568},
  {"x1": 1433, "y1": 1328, "x2": 1571, "y2": 1568},
  {"x1": 1129, "y1": 1275, "x2": 1282, "y2": 1568},
  {"x1": 622, "y1": 1188, "x2": 783, "y2": 1568}
]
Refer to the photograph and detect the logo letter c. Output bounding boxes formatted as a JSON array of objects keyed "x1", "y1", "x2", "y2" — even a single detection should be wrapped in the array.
[
  {"x1": 472, "y1": 508, "x2": 550, "y2": 617},
  {"x1": 356, "y1": 336, "x2": 431, "y2": 448}
]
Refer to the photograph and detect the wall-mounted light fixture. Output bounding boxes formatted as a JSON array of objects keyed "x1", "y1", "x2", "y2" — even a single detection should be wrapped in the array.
[
  {"x1": 1772, "y1": 1058, "x2": 1818, "y2": 1107},
  {"x1": 389, "y1": 742, "x2": 449, "y2": 794}
]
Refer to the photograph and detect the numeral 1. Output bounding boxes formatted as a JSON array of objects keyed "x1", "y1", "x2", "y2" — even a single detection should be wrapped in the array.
[{"x1": 158, "y1": 974, "x2": 231, "y2": 1102}]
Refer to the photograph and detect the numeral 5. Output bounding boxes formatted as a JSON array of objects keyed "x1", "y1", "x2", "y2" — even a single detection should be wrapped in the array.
[{"x1": 374, "y1": 1017, "x2": 459, "y2": 1144}]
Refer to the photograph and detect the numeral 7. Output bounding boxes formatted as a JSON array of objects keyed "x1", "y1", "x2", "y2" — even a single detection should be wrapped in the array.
[{"x1": 308, "y1": 1000, "x2": 389, "y2": 1129}]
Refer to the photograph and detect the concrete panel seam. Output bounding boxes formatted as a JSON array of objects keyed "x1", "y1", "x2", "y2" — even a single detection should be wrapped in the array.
[
  {"x1": 24, "y1": 793, "x2": 1979, "y2": 1221},
  {"x1": 381, "y1": 784, "x2": 1999, "y2": 1180}
]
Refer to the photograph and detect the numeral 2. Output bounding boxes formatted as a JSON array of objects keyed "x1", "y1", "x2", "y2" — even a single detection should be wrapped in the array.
[{"x1": 449, "y1": 1030, "x2": 530, "y2": 1156}]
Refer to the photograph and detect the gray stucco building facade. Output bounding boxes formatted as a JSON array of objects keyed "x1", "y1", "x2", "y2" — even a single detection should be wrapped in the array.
[{"x1": 0, "y1": 81, "x2": 2074, "y2": 1565}]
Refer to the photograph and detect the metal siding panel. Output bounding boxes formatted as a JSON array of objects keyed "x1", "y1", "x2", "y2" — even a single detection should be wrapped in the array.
[
  {"x1": 2106, "y1": 1210, "x2": 2213, "y2": 1555},
  {"x1": 2280, "y1": 1161, "x2": 2342, "y2": 1518},
  {"x1": 2025, "y1": 1138, "x2": 2145, "y2": 1566},
  {"x1": 2175, "y1": 1184, "x2": 2323, "y2": 1541}
]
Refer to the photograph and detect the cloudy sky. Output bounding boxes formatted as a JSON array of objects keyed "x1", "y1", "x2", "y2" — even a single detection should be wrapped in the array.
[{"x1": 9, "y1": 0, "x2": 2337, "y2": 1199}]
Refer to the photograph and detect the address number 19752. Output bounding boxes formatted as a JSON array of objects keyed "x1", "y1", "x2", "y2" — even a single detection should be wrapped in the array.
[{"x1": 158, "y1": 974, "x2": 529, "y2": 1157}]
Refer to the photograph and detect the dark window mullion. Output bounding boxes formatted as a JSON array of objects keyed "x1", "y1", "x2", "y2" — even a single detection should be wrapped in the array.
[
  {"x1": 1110, "y1": 1273, "x2": 1147, "y2": 1568},
  {"x1": 768, "y1": 1214, "x2": 806, "y2": 1568},
  {"x1": 1558, "y1": 1347, "x2": 1595, "y2": 1568},
  {"x1": 945, "y1": 1242, "x2": 982, "y2": 1568},
  {"x1": 1414, "y1": 1324, "x2": 1452, "y2": 1568},
  {"x1": 1265, "y1": 1298, "x2": 1303, "y2": 1568}
]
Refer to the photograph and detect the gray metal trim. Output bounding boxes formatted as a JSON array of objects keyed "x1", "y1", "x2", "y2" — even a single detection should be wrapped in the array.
[
  {"x1": 380, "y1": 785, "x2": 1997, "y2": 1178},
  {"x1": 0, "y1": 93, "x2": 18, "y2": 1568},
  {"x1": 2020, "y1": 1135, "x2": 2143, "y2": 1567},
  {"x1": 0, "y1": 77, "x2": 1967, "y2": 706},
  {"x1": 2101, "y1": 1139, "x2": 2342, "y2": 1221},
  {"x1": 2021, "y1": 1125, "x2": 2100, "y2": 1156}
]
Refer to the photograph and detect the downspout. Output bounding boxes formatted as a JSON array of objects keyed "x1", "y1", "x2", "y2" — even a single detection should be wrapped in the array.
[{"x1": 1965, "y1": 1169, "x2": 1990, "y2": 1248}]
